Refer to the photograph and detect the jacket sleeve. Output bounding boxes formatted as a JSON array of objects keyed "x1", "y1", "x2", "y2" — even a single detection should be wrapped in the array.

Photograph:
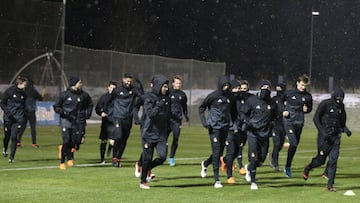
[
  {"x1": 0, "y1": 89, "x2": 11, "y2": 115},
  {"x1": 182, "y1": 92, "x2": 189, "y2": 120},
  {"x1": 84, "y1": 93, "x2": 94, "y2": 119},
  {"x1": 198, "y1": 93, "x2": 212, "y2": 128},
  {"x1": 313, "y1": 100, "x2": 326, "y2": 135},
  {"x1": 53, "y1": 92, "x2": 66, "y2": 117},
  {"x1": 304, "y1": 92, "x2": 313, "y2": 113},
  {"x1": 143, "y1": 97, "x2": 163, "y2": 119}
]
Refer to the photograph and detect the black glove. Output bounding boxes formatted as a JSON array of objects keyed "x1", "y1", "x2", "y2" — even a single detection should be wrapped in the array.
[
  {"x1": 344, "y1": 126, "x2": 352, "y2": 137},
  {"x1": 157, "y1": 99, "x2": 166, "y2": 108}
]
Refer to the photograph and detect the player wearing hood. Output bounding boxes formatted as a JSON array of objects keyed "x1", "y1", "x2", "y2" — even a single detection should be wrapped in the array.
[
  {"x1": 242, "y1": 80, "x2": 277, "y2": 190},
  {"x1": 139, "y1": 74, "x2": 171, "y2": 189},
  {"x1": 302, "y1": 87, "x2": 352, "y2": 192},
  {"x1": 199, "y1": 75, "x2": 232, "y2": 188}
]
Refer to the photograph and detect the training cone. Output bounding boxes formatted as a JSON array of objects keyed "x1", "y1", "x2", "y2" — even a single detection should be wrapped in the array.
[{"x1": 344, "y1": 190, "x2": 356, "y2": 196}]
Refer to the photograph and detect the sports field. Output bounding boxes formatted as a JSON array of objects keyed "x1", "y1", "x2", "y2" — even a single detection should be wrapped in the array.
[{"x1": 0, "y1": 125, "x2": 359, "y2": 203}]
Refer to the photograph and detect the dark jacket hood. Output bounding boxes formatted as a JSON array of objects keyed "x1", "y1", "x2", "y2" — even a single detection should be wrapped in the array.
[
  {"x1": 332, "y1": 87, "x2": 345, "y2": 99},
  {"x1": 217, "y1": 75, "x2": 231, "y2": 92},
  {"x1": 151, "y1": 74, "x2": 169, "y2": 95}
]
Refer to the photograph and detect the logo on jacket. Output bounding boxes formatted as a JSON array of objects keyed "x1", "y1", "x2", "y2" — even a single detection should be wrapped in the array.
[
  {"x1": 330, "y1": 108, "x2": 334, "y2": 113},
  {"x1": 217, "y1": 99, "x2": 223, "y2": 103},
  {"x1": 67, "y1": 97, "x2": 72, "y2": 101},
  {"x1": 302, "y1": 97, "x2": 306, "y2": 102},
  {"x1": 267, "y1": 105, "x2": 271, "y2": 110},
  {"x1": 291, "y1": 96, "x2": 296, "y2": 100},
  {"x1": 13, "y1": 94, "x2": 17, "y2": 98},
  {"x1": 256, "y1": 105, "x2": 261, "y2": 109},
  {"x1": 120, "y1": 92, "x2": 124, "y2": 95}
]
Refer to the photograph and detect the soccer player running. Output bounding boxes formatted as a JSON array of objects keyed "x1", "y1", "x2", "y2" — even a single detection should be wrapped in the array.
[
  {"x1": 221, "y1": 79, "x2": 248, "y2": 184},
  {"x1": 106, "y1": 73, "x2": 142, "y2": 167},
  {"x1": 95, "y1": 81, "x2": 117, "y2": 164},
  {"x1": 167, "y1": 75, "x2": 189, "y2": 166},
  {"x1": 243, "y1": 80, "x2": 277, "y2": 190},
  {"x1": 1, "y1": 76, "x2": 28, "y2": 163},
  {"x1": 53, "y1": 76, "x2": 93, "y2": 170},
  {"x1": 302, "y1": 87, "x2": 352, "y2": 192},
  {"x1": 199, "y1": 75, "x2": 232, "y2": 189},
  {"x1": 139, "y1": 74, "x2": 171, "y2": 189},
  {"x1": 17, "y1": 79, "x2": 43, "y2": 148},
  {"x1": 282, "y1": 74, "x2": 312, "y2": 177},
  {"x1": 269, "y1": 83, "x2": 287, "y2": 171}
]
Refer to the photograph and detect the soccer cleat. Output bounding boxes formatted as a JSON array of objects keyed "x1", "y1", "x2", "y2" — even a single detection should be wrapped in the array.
[
  {"x1": 327, "y1": 187, "x2": 336, "y2": 192},
  {"x1": 139, "y1": 183, "x2": 150, "y2": 189},
  {"x1": 59, "y1": 163, "x2": 66, "y2": 170},
  {"x1": 214, "y1": 181, "x2": 223, "y2": 188},
  {"x1": 322, "y1": 174, "x2": 329, "y2": 180},
  {"x1": 135, "y1": 161, "x2": 141, "y2": 177},
  {"x1": 58, "y1": 145, "x2": 62, "y2": 159},
  {"x1": 67, "y1": 160, "x2": 74, "y2": 167},
  {"x1": 112, "y1": 158, "x2": 120, "y2": 167},
  {"x1": 239, "y1": 167, "x2": 246, "y2": 175},
  {"x1": 227, "y1": 177, "x2": 236, "y2": 184},
  {"x1": 274, "y1": 166, "x2": 281, "y2": 172},
  {"x1": 8, "y1": 159, "x2": 14, "y2": 163},
  {"x1": 244, "y1": 164, "x2": 251, "y2": 182},
  {"x1": 284, "y1": 167, "x2": 292, "y2": 178},
  {"x1": 100, "y1": 160, "x2": 106, "y2": 165},
  {"x1": 220, "y1": 156, "x2": 226, "y2": 172},
  {"x1": 303, "y1": 165, "x2": 310, "y2": 180},
  {"x1": 31, "y1": 144, "x2": 39, "y2": 148},
  {"x1": 200, "y1": 161, "x2": 207, "y2": 178},
  {"x1": 2, "y1": 149, "x2": 8, "y2": 158},
  {"x1": 250, "y1": 182, "x2": 258, "y2": 190},
  {"x1": 146, "y1": 171, "x2": 156, "y2": 182},
  {"x1": 168, "y1": 158, "x2": 175, "y2": 167}
]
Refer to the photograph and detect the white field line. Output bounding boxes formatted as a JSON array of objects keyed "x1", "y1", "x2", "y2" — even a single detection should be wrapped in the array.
[{"x1": 1, "y1": 147, "x2": 359, "y2": 172}]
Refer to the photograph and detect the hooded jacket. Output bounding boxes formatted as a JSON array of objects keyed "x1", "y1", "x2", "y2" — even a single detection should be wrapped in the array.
[
  {"x1": 243, "y1": 91, "x2": 277, "y2": 137},
  {"x1": 0, "y1": 85, "x2": 26, "y2": 123},
  {"x1": 199, "y1": 75, "x2": 232, "y2": 130},
  {"x1": 141, "y1": 74, "x2": 171, "y2": 141},
  {"x1": 313, "y1": 87, "x2": 346, "y2": 138}
]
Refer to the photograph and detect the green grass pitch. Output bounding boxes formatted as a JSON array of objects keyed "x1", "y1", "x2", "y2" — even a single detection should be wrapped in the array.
[{"x1": 0, "y1": 125, "x2": 359, "y2": 203}]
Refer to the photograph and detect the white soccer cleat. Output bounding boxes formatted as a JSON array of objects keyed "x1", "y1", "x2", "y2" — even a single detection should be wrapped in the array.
[
  {"x1": 139, "y1": 183, "x2": 150, "y2": 189},
  {"x1": 244, "y1": 164, "x2": 251, "y2": 182},
  {"x1": 250, "y1": 182, "x2": 258, "y2": 190},
  {"x1": 200, "y1": 161, "x2": 207, "y2": 178},
  {"x1": 214, "y1": 181, "x2": 223, "y2": 189}
]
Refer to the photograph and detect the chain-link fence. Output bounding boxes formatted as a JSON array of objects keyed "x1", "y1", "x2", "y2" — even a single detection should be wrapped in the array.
[{"x1": 63, "y1": 45, "x2": 225, "y2": 125}]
